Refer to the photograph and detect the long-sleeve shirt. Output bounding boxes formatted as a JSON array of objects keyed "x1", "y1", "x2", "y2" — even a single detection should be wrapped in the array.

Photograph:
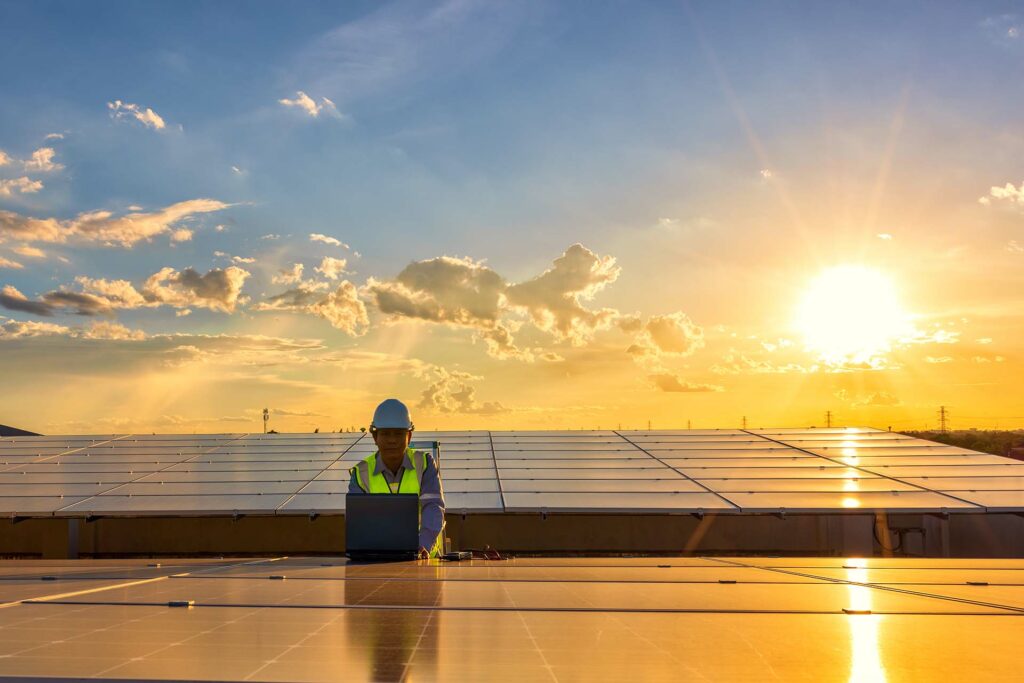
[{"x1": 348, "y1": 450, "x2": 445, "y2": 551}]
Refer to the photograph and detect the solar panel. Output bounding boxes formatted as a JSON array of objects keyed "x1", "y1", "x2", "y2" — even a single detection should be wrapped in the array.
[{"x1": 0, "y1": 428, "x2": 1021, "y2": 516}]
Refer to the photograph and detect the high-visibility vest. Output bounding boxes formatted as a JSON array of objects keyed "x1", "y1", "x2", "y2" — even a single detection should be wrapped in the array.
[{"x1": 350, "y1": 448, "x2": 444, "y2": 558}]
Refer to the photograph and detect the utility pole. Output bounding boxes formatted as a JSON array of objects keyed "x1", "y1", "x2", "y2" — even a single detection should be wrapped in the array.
[
  {"x1": 938, "y1": 406, "x2": 949, "y2": 433},
  {"x1": 742, "y1": 415, "x2": 747, "y2": 429},
  {"x1": 825, "y1": 410, "x2": 833, "y2": 428},
  {"x1": 647, "y1": 420, "x2": 652, "y2": 431},
  {"x1": 262, "y1": 408, "x2": 269, "y2": 434},
  {"x1": 687, "y1": 419, "x2": 692, "y2": 430}
]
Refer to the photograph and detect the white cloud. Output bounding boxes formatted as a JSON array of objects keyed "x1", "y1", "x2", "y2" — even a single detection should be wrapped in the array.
[
  {"x1": 0, "y1": 256, "x2": 24, "y2": 269},
  {"x1": 272, "y1": 263, "x2": 305, "y2": 285},
  {"x1": 176, "y1": 309, "x2": 192, "y2": 317},
  {"x1": 44, "y1": 133, "x2": 64, "y2": 141},
  {"x1": 309, "y1": 233, "x2": 347, "y2": 247},
  {"x1": 23, "y1": 147, "x2": 63, "y2": 172},
  {"x1": 0, "y1": 199, "x2": 229, "y2": 248},
  {"x1": 505, "y1": 243, "x2": 621, "y2": 345},
  {"x1": 261, "y1": 233, "x2": 280, "y2": 240},
  {"x1": 924, "y1": 356, "x2": 953, "y2": 364},
  {"x1": 142, "y1": 266, "x2": 250, "y2": 313},
  {"x1": 231, "y1": 166, "x2": 243, "y2": 174},
  {"x1": 315, "y1": 256, "x2": 348, "y2": 280},
  {"x1": 255, "y1": 280, "x2": 368, "y2": 335},
  {"x1": 278, "y1": 91, "x2": 339, "y2": 118},
  {"x1": 0, "y1": 177, "x2": 43, "y2": 197},
  {"x1": 979, "y1": 181, "x2": 1024, "y2": 209},
  {"x1": 877, "y1": 233, "x2": 893, "y2": 240},
  {"x1": 0, "y1": 149, "x2": 11, "y2": 166},
  {"x1": 80, "y1": 320, "x2": 147, "y2": 341},
  {"x1": 169, "y1": 228, "x2": 193, "y2": 243},
  {"x1": 108, "y1": 100, "x2": 166, "y2": 130},
  {"x1": 231, "y1": 256, "x2": 256, "y2": 264},
  {"x1": 759, "y1": 169, "x2": 774, "y2": 179}
]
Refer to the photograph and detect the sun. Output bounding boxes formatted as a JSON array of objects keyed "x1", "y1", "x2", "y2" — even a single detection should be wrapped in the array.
[{"x1": 795, "y1": 265, "x2": 912, "y2": 367}]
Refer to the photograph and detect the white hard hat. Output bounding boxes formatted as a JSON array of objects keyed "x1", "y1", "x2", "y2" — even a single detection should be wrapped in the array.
[{"x1": 371, "y1": 398, "x2": 414, "y2": 430}]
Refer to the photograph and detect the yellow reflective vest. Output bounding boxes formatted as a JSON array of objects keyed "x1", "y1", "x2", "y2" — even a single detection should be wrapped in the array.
[{"x1": 350, "y1": 448, "x2": 444, "y2": 558}]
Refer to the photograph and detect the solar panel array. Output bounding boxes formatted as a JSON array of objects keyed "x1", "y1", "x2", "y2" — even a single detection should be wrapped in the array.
[{"x1": 0, "y1": 428, "x2": 1022, "y2": 516}]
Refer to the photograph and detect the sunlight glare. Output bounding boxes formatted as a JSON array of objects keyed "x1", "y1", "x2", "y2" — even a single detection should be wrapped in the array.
[{"x1": 796, "y1": 266, "x2": 912, "y2": 367}]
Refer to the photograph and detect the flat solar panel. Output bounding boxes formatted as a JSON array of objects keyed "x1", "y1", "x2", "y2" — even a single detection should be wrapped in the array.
[{"x1": 0, "y1": 428, "x2": 1021, "y2": 517}]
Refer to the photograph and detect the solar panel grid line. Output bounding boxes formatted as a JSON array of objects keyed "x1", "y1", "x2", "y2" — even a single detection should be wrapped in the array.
[
  {"x1": 613, "y1": 431, "x2": 739, "y2": 511},
  {"x1": 742, "y1": 430, "x2": 985, "y2": 510},
  {"x1": 273, "y1": 432, "x2": 368, "y2": 513},
  {"x1": 52, "y1": 434, "x2": 252, "y2": 516},
  {"x1": 713, "y1": 558, "x2": 1024, "y2": 615},
  {"x1": 487, "y1": 430, "x2": 508, "y2": 513},
  {"x1": 0, "y1": 434, "x2": 131, "y2": 474}
]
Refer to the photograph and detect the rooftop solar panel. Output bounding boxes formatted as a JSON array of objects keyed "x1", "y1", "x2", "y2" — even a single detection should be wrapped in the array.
[{"x1": 0, "y1": 428, "x2": 1021, "y2": 518}]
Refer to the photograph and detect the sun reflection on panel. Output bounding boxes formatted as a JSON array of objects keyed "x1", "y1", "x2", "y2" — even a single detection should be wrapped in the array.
[
  {"x1": 841, "y1": 497, "x2": 861, "y2": 508},
  {"x1": 846, "y1": 566, "x2": 888, "y2": 682}
]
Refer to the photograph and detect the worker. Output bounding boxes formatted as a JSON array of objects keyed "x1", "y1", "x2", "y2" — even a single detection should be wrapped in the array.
[{"x1": 348, "y1": 398, "x2": 445, "y2": 559}]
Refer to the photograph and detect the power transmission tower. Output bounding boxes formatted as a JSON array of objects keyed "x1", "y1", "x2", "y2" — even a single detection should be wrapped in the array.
[
  {"x1": 262, "y1": 408, "x2": 269, "y2": 434},
  {"x1": 742, "y1": 416, "x2": 747, "y2": 429},
  {"x1": 687, "y1": 420, "x2": 692, "y2": 430},
  {"x1": 825, "y1": 410, "x2": 833, "y2": 428},
  {"x1": 938, "y1": 406, "x2": 949, "y2": 433}
]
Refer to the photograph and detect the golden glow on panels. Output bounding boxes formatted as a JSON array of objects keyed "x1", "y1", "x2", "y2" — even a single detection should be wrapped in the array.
[
  {"x1": 796, "y1": 266, "x2": 912, "y2": 367},
  {"x1": 846, "y1": 566, "x2": 888, "y2": 682}
]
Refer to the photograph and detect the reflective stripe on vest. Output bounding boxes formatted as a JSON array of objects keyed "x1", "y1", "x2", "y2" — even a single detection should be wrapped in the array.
[{"x1": 349, "y1": 448, "x2": 444, "y2": 557}]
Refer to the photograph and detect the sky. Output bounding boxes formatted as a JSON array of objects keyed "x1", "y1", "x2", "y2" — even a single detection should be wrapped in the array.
[{"x1": 1, "y1": 0, "x2": 1023, "y2": 434}]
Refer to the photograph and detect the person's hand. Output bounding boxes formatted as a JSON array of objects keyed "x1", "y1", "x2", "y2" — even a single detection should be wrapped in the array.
[{"x1": 417, "y1": 547, "x2": 429, "y2": 560}]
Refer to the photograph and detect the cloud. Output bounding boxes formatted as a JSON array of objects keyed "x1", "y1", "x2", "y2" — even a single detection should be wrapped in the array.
[
  {"x1": 255, "y1": 280, "x2": 368, "y2": 335},
  {"x1": 506, "y1": 243, "x2": 621, "y2": 345},
  {"x1": 0, "y1": 199, "x2": 229, "y2": 248},
  {"x1": 23, "y1": 147, "x2": 63, "y2": 172},
  {"x1": 366, "y1": 254, "x2": 505, "y2": 327},
  {"x1": 629, "y1": 312, "x2": 705, "y2": 358},
  {"x1": 0, "y1": 177, "x2": 43, "y2": 197},
  {"x1": 261, "y1": 234, "x2": 280, "y2": 240},
  {"x1": 0, "y1": 149, "x2": 11, "y2": 166},
  {"x1": 877, "y1": 233, "x2": 893, "y2": 240},
  {"x1": 979, "y1": 181, "x2": 1024, "y2": 209},
  {"x1": 924, "y1": 356, "x2": 953, "y2": 364},
  {"x1": 80, "y1": 320, "x2": 147, "y2": 341},
  {"x1": 108, "y1": 100, "x2": 166, "y2": 130},
  {"x1": 836, "y1": 389, "x2": 902, "y2": 407},
  {"x1": 44, "y1": 133, "x2": 64, "y2": 141},
  {"x1": 0, "y1": 316, "x2": 72, "y2": 338},
  {"x1": 1008, "y1": 240, "x2": 1024, "y2": 253},
  {"x1": 143, "y1": 266, "x2": 250, "y2": 313},
  {"x1": 0, "y1": 285, "x2": 54, "y2": 316},
  {"x1": 231, "y1": 256, "x2": 256, "y2": 264},
  {"x1": 272, "y1": 263, "x2": 305, "y2": 285},
  {"x1": 12, "y1": 245, "x2": 45, "y2": 258},
  {"x1": 278, "y1": 91, "x2": 339, "y2": 118},
  {"x1": 418, "y1": 367, "x2": 507, "y2": 414},
  {"x1": 315, "y1": 256, "x2": 348, "y2": 280},
  {"x1": 169, "y1": 228, "x2": 193, "y2": 243},
  {"x1": 365, "y1": 243, "x2": 625, "y2": 359},
  {"x1": 310, "y1": 233, "x2": 347, "y2": 247},
  {"x1": 648, "y1": 372, "x2": 723, "y2": 393},
  {"x1": 0, "y1": 257, "x2": 23, "y2": 270},
  {"x1": 176, "y1": 309, "x2": 192, "y2": 317}
]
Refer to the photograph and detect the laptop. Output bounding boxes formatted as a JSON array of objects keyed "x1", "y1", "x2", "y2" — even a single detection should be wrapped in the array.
[{"x1": 345, "y1": 493, "x2": 420, "y2": 562}]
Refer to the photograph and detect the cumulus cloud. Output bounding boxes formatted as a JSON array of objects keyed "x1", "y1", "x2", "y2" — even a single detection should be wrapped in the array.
[
  {"x1": 0, "y1": 150, "x2": 10, "y2": 166},
  {"x1": 315, "y1": 256, "x2": 348, "y2": 280},
  {"x1": 628, "y1": 312, "x2": 705, "y2": 358},
  {"x1": 418, "y1": 367, "x2": 507, "y2": 414},
  {"x1": 979, "y1": 181, "x2": 1024, "y2": 209},
  {"x1": 310, "y1": 233, "x2": 346, "y2": 247},
  {"x1": 255, "y1": 280, "x2": 368, "y2": 335},
  {"x1": 835, "y1": 389, "x2": 902, "y2": 407},
  {"x1": 649, "y1": 372, "x2": 723, "y2": 393},
  {"x1": 278, "y1": 91, "x2": 339, "y2": 118},
  {"x1": 169, "y1": 228, "x2": 193, "y2": 243},
  {"x1": 143, "y1": 266, "x2": 250, "y2": 313},
  {"x1": 0, "y1": 257, "x2": 23, "y2": 270},
  {"x1": 108, "y1": 100, "x2": 166, "y2": 130},
  {"x1": 272, "y1": 263, "x2": 305, "y2": 285},
  {"x1": 0, "y1": 199, "x2": 229, "y2": 248},
  {"x1": 23, "y1": 147, "x2": 63, "y2": 172},
  {"x1": 505, "y1": 243, "x2": 621, "y2": 345},
  {"x1": 366, "y1": 255, "x2": 505, "y2": 327},
  {"x1": 80, "y1": 320, "x2": 147, "y2": 341},
  {"x1": 0, "y1": 177, "x2": 43, "y2": 197}
]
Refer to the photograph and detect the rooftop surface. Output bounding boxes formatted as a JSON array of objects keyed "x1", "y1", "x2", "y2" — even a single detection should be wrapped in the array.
[
  {"x1": 0, "y1": 556, "x2": 1021, "y2": 681},
  {"x1": 1, "y1": 427, "x2": 1022, "y2": 516}
]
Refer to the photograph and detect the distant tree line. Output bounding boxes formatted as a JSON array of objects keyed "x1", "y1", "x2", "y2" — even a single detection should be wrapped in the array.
[{"x1": 904, "y1": 430, "x2": 1024, "y2": 459}]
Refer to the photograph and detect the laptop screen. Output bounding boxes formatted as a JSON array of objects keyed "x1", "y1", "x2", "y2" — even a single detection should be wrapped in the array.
[{"x1": 345, "y1": 493, "x2": 420, "y2": 553}]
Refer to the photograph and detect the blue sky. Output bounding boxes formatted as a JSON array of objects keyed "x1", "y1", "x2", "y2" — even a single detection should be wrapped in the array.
[{"x1": 1, "y1": 0, "x2": 1023, "y2": 432}]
